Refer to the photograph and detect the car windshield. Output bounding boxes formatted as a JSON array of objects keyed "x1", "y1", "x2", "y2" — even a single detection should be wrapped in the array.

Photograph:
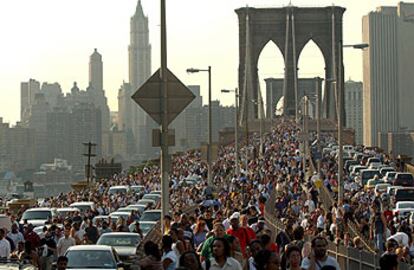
[
  {"x1": 140, "y1": 212, "x2": 160, "y2": 222},
  {"x1": 399, "y1": 203, "x2": 414, "y2": 209},
  {"x1": 109, "y1": 188, "x2": 127, "y2": 194},
  {"x1": 140, "y1": 223, "x2": 155, "y2": 235},
  {"x1": 396, "y1": 189, "x2": 414, "y2": 200},
  {"x1": 71, "y1": 205, "x2": 91, "y2": 212},
  {"x1": 66, "y1": 250, "x2": 116, "y2": 269},
  {"x1": 22, "y1": 210, "x2": 51, "y2": 220},
  {"x1": 98, "y1": 235, "x2": 140, "y2": 247}
]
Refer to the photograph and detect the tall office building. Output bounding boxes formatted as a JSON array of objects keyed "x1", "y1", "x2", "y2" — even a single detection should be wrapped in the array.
[
  {"x1": 362, "y1": 2, "x2": 414, "y2": 146},
  {"x1": 345, "y1": 80, "x2": 363, "y2": 145},
  {"x1": 88, "y1": 49, "x2": 110, "y2": 132},
  {"x1": 118, "y1": 0, "x2": 153, "y2": 159},
  {"x1": 28, "y1": 93, "x2": 50, "y2": 167},
  {"x1": 20, "y1": 79, "x2": 40, "y2": 124},
  {"x1": 89, "y1": 48, "x2": 103, "y2": 92}
]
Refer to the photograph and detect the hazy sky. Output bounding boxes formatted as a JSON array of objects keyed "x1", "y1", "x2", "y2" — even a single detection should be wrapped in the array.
[{"x1": 0, "y1": 0, "x2": 403, "y2": 124}]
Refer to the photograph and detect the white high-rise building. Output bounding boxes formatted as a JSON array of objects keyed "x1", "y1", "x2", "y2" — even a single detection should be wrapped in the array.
[
  {"x1": 362, "y1": 2, "x2": 414, "y2": 146},
  {"x1": 344, "y1": 80, "x2": 363, "y2": 145},
  {"x1": 118, "y1": 0, "x2": 153, "y2": 159}
]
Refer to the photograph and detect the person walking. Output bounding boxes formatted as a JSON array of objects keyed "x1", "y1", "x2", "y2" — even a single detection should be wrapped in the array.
[
  {"x1": 301, "y1": 236, "x2": 340, "y2": 270},
  {"x1": 57, "y1": 226, "x2": 76, "y2": 257},
  {"x1": 201, "y1": 238, "x2": 242, "y2": 270},
  {"x1": 0, "y1": 228, "x2": 11, "y2": 259}
]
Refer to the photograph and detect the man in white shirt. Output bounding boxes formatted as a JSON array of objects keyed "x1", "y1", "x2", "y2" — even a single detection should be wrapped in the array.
[
  {"x1": 57, "y1": 226, "x2": 76, "y2": 257},
  {"x1": 0, "y1": 229, "x2": 11, "y2": 259},
  {"x1": 7, "y1": 223, "x2": 24, "y2": 249},
  {"x1": 301, "y1": 236, "x2": 340, "y2": 270}
]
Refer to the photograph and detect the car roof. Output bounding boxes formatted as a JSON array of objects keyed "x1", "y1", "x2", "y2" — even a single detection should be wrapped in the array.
[
  {"x1": 110, "y1": 212, "x2": 129, "y2": 216},
  {"x1": 143, "y1": 210, "x2": 161, "y2": 213},
  {"x1": 25, "y1": 207, "x2": 52, "y2": 212},
  {"x1": 67, "y1": 245, "x2": 113, "y2": 251},
  {"x1": 396, "y1": 201, "x2": 414, "y2": 204},
  {"x1": 139, "y1": 221, "x2": 157, "y2": 224},
  {"x1": 70, "y1": 202, "x2": 94, "y2": 205},
  {"x1": 109, "y1": 185, "x2": 129, "y2": 189},
  {"x1": 99, "y1": 232, "x2": 140, "y2": 237},
  {"x1": 57, "y1": 207, "x2": 80, "y2": 211}
]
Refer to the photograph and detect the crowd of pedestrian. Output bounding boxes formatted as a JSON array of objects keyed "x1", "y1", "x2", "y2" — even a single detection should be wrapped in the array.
[{"x1": 1, "y1": 118, "x2": 412, "y2": 270}]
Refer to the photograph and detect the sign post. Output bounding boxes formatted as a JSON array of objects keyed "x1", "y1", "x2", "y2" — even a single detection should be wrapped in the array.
[{"x1": 132, "y1": 0, "x2": 195, "y2": 233}]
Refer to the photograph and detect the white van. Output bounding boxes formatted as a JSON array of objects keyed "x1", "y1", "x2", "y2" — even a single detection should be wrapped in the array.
[{"x1": 108, "y1": 185, "x2": 130, "y2": 195}]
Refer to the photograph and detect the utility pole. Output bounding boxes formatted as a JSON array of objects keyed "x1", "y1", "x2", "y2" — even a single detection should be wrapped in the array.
[
  {"x1": 303, "y1": 97, "x2": 309, "y2": 172},
  {"x1": 160, "y1": 0, "x2": 170, "y2": 231},
  {"x1": 316, "y1": 77, "x2": 322, "y2": 174},
  {"x1": 337, "y1": 40, "x2": 344, "y2": 205},
  {"x1": 207, "y1": 66, "x2": 212, "y2": 187},
  {"x1": 235, "y1": 88, "x2": 239, "y2": 176},
  {"x1": 82, "y1": 142, "x2": 96, "y2": 186}
]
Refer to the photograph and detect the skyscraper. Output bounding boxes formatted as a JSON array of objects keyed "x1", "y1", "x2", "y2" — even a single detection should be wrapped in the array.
[
  {"x1": 118, "y1": 0, "x2": 153, "y2": 159},
  {"x1": 129, "y1": 0, "x2": 151, "y2": 91},
  {"x1": 20, "y1": 79, "x2": 40, "y2": 124},
  {"x1": 88, "y1": 49, "x2": 110, "y2": 132},
  {"x1": 89, "y1": 48, "x2": 103, "y2": 92},
  {"x1": 344, "y1": 80, "x2": 363, "y2": 145},
  {"x1": 362, "y1": 2, "x2": 414, "y2": 146}
]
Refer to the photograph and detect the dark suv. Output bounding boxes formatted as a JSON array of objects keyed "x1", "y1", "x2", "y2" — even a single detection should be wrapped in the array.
[{"x1": 394, "y1": 173, "x2": 414, "y2": 187}]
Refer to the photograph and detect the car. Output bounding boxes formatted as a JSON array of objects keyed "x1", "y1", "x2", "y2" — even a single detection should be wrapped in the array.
[
  {"x1": 350, "y1": 165, "x2": 367, "y2": 178},
  {"x1": 344, "y1": 160, "x2": 359, "y2": 172},
  {"x1": 375, "y1": 183, "x2": 391, "y2": 195},
  {"x1": 65, "y1": 245, "x2": 125, "y2": 270},
  {"x1": 387, "y1": 186, "x2": 403, "y2": 197},
  {"x1": 93, "y1": 215, "x2": 109, "y2": 226},
  {"x1": 139, "y1": 210, "x2": 161, "y2": 222},
  {"x1": 367, "y1": 157, "x2": 381, "y2": 166},
  {"x1": 379, "y1": 167, "x2": 395, "y2": 177},
  {"x1": 343, "y1": 145, "x2": 354, "y2": 152},
  {"x1": 141, "y1": 194, "x2": 161, "y2": 203},
  {"x1": 394, "y1": 173, "x2": 414, "y2": 187},
  {"x1": 383, "y1": 171, "x2": 398, "y2": 183},
  {"x1": 138, "y1": 221, "x2": 157, "y2": 237},
  {"x1": 109, "y1": 212, "x2": 132, "y2": 223},
  {"x1": 365, "y1": 178, "x2": 384, "y2": 191},
  {"x1": 116, "y1": 208, "x2": 139, "y2": 215},
  {"x1": 395, "y1": 187, "x2": 414, "y2": 203},
  {"x1": 97, "y1": 232, "x2": 141, "y2": 262},
  {"x1": 130, "y1": 185, "x2": 145, "y2": 194},
  {"x1": 393, "y1": 201, "x2": 414, "y2": 217},
  {"x1": 360, "y1": 169, "x2": 380, "y2": 186},
  {"x1": 150, "y1": 190, "x2": 161, "y2": 195},
  {"x1": 20, "y1": 208, "x2": 56, "y2": 227},
  {"x1": 56, "y1": 207, "x2": 80, "y2": 219},
  {"x1": 33, "y1": 224, "x2": 63, "y2": 236},
  {"x1": 109, "y1": 185, "x2": 130, "y2": 195},
  {"x1": 136, "y1": 199, "x2": 156, "y2": 208},
  {"x1": 368, "y1": 162, "x2": 383, "y2": 169},
  {"x1": 70, "y1": 202, "x2": 96, "y2": 213},
  {"x1": 126, "y1": 204, "x2": 147, "y2": 213}
]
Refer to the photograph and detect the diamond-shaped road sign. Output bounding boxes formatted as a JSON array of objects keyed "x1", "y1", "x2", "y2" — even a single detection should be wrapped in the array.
[{"x1": 131, "y1": 68, "x2": 195, "y2": 126}]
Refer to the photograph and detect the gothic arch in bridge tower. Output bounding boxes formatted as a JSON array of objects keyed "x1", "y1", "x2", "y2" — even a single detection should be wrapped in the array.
[
  {"x1": 257, "y1": 40, "x2": 285, "y2": 119},
  {"x1": 236, "y1": 5, "x2": 345, "y2": 120}
]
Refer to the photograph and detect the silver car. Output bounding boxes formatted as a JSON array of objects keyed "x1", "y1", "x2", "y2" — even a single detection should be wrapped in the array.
[
  {"x1": 65, "y1": 245, "x2": 125, "y2": 270},
  {"x1": 97, "y1": 232, "x2": 141, "y2": 262}
]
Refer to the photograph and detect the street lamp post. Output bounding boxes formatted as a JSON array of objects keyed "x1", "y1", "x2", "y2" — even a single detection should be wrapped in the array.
[
  {"x1": 251, "y1": 99, "x2": 264, "y2": 159},
  {"x1": 221, "y1": 88, "x2": 239, "y2": 176},
  {"x1": 336, "y1": 42, "x2": 368, "y2": 204},
  {"x1": 187, "y1": 67, "x2": 213, "y2": 187}
]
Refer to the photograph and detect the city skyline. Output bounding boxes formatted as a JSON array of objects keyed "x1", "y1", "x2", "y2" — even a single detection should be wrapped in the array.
[{"x1": 0, "y1": 0, "x2": 404, "y2": 124}]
